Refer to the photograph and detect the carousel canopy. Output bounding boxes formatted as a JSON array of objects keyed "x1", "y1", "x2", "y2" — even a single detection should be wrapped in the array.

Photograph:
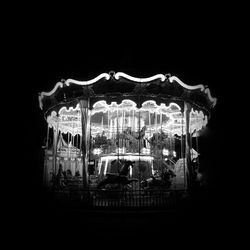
[
  {"x1": 38, "y1": 71, "x2": 217, "y2": 116},
  {"x1": 39, "y1": 72, "x2": 217, "y2": 137},
  {"x1": 46, "y1": 100, "x2": 207, "y2": 136}
]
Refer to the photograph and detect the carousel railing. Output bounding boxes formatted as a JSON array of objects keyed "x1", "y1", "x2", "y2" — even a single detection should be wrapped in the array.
[
  {"x1": 46, "y1": 187, "x2": 185, "y2": 208},
  {"x1": 89, "y1": 189, "x2": 182, "y2": 208}
]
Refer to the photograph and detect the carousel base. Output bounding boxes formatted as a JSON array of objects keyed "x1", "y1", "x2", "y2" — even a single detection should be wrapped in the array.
[{"x1": 43, "y1": 186, "x2": 187, "y2": 209}]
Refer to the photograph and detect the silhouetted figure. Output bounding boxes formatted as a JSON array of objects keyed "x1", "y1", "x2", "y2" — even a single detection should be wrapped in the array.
[
  {"x1": 140, "y1": 162, "x2": 176, "y2": 190},
  {"x1": 52, "y1": 164, "x2": 65, "y2": 189},
  {"x1": 110, "y1": 159, "x2": 122, "y2": 173},
  {"x1": 97, "y1": 160, "x2": 138, "y2": 190},
  {"x1": 66, "y1": 169, "x2": 72, "y2": 178},
  {"x1": 75, "y1": 170, "x2": 80, "y2": 177},
  {"x1": 162, "y1": 168, "x2": 176, "y2": 188}
]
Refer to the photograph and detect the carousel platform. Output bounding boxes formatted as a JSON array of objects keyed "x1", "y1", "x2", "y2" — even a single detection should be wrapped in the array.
[{"x1": 42, "y1": 185, "x2": 187, "y2": 210}]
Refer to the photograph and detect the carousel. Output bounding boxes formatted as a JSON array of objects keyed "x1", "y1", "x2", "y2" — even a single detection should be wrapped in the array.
[{"x1": 38, "y1": 71, "x2": 217, "y2": 202}]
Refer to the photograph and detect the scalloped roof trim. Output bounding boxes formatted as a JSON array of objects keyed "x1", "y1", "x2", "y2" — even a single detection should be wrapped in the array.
[{"x1": 38, "y1": 71, "x2": 217, "y2": 109}]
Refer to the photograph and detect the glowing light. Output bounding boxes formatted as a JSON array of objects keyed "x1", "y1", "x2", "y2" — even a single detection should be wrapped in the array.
[
  {"x1": 39, "y1": 72, "x2": 217, "y2": 111},
  {"x1": 169, "y1": 76, "x2": 217, "y2": 107},
  {"x1": 98, "y1": 159, "x2": 102, "y2": 175},
  {"x1": 141, "y1": 148, "x2": 150, "y2": 155},
  {"x1": 115, "y1": 147, "x2": 126, "y2": 154},
  {"x1": 92, "y1": 101, "x2": 110, "y2": 114},
  {"x1": 58, "y1": 104, "x2": 81, "y2": 115},
  {"x1": 39, "y1": 73, "x2": 110, "y2": 110},
  {"x1": 93, "y1": 148, "x2": 102, "y2": 155},
  {"x1": 190, "y1": 148, "x2": 199, "y2": 159},
  {"x1": 93, "y1": 99, "x2": 181, "y2": 116},
  {"x1": 104, "y1": 159, "x2": 109, "y2": 176},
  {"x1": 48, "y1": 99, "x2": 208, "y2": 137},
  {"x1": 169, "y1": 76, "x2": 205, "y2": 91},
  {"x1": 92, "y1": 99, "x2": 137, "y2": 115},
  {"x1": 204, "y1": 88, "x2": 217, "y2": 107},
  {"x1": 162, "y1": 148, "x2": 169, "y2": 156},
  {"x1": 92, "y1": 100, "x2": 109, "y2": 109},
  {"x1": 189, "y1": 108, "x2": 208, "y2": 133},
  {"x1": 65, "y1": 73, "x2": 110, "y2": 86},
  {"x1": 39, "y1": 82, "x2": 64, "y2": 109},
  {"x1": 114, "y1": 72, "x2": 166, "y2": 82},
  {"x1": 47, "y1": 106, "x2": 82, "y2": 135},
  {"x1": 100, "y1": 155, "x2": 154, "y2": 163}
]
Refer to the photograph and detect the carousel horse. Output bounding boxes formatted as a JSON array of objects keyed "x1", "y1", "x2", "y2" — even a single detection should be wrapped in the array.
[
  {"x1": 121, "y1": 126, "x2": 147, "y2": 151},
  {"x1": 123, "y1": 126, "x2": 147, "y2": 141},
  {"x1": 132, "y1": 126, "x2": 147, "y2": 140},
  {"x1": 146, "y1": 131, "x2": 169, "y2": 148},
  {"x1": 140, "y1": 168, "x2": 176, "y2": 190},
  {"x1": 97, "y1": 160, "x2": 138, "y2": 189}
]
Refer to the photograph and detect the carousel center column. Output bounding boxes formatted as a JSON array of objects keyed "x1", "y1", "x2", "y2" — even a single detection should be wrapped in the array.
[{"x1": 79, "y1": 99, "x2": 91, "y2": 189}]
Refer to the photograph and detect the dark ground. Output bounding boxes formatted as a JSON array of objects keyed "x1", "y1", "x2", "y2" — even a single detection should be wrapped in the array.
[{"x1": 10, "y1": 185, "x2": 241, "y2": 248}]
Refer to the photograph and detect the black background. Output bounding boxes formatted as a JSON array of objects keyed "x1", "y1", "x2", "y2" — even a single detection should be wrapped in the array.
[{"x1": 6, "y1": 4, "x2": 244, "y2": 247}]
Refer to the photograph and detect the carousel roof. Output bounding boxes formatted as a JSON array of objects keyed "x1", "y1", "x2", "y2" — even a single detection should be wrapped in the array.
[{"x1": 38, "y1": 71, "x2": 217, "y2": 116}]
